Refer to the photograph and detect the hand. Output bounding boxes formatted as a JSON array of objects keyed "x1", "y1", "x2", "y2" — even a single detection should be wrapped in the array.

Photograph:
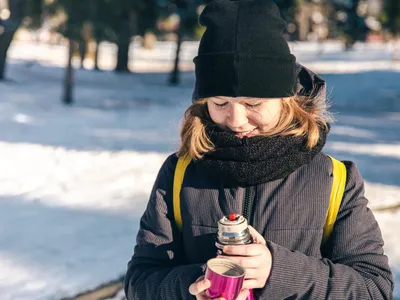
[
  {"x1": 189, "y1": 276, "x2": 250, "y2": 300},
  {"x1": 218, "y1": 226, "x2": 272, "y2": 290},
  {"x1": 248, "y1": 225, "x2": 266, "y2": 246}
]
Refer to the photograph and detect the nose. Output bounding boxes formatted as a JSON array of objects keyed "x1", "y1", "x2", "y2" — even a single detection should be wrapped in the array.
[{"x1": 227, "y1": 103, "x2": 248, "y2": 128}]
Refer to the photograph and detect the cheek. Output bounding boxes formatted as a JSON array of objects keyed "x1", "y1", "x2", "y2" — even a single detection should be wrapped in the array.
[
  {"x1": 250, "y1": 102, "x2": 282, "y2": 125},
  {"x1": 208, "y1": 106, "x2": 226, "y2": 124}
]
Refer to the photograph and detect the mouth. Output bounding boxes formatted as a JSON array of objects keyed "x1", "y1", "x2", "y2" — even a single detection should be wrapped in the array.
[{"x1": 233, "y1": 128, "x2": 258, "y2": 138}]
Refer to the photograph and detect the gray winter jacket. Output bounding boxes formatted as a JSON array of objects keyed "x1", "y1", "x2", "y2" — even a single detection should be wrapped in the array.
[{"x1": 124, "y1": 152, "x2": 394, "y2": 299}]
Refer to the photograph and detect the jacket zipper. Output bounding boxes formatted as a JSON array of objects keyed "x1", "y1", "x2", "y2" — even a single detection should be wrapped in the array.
[
  {"x1": 241, "y1": 138, "x2": 254, "y2": 224},
  {"x1": 242, "y1": 187, "x2": 254, "y2": 225}
]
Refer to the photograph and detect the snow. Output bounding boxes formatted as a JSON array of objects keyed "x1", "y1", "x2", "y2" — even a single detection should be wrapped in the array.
[{"x1": 0, "y1": 41, "x2": 399, "y2": 299}]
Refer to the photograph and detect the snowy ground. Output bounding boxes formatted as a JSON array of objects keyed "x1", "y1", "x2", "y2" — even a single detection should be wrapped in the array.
[{"x1": 0, "y1": 41, "x2": 399, "y2": 299}]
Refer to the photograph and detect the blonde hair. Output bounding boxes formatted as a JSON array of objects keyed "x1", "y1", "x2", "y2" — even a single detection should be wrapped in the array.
[{"x1": 178, "y1": 91, "x2": 333, "y2": 160}]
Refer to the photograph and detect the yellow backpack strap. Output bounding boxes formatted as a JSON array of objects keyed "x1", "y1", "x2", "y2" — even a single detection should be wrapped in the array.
[
  {"x1": 323, "y1": 155, "x2": 347, "y2": 245},
  {"x1": 173, "y1": 155, "x2": 192, "y2": 232}
]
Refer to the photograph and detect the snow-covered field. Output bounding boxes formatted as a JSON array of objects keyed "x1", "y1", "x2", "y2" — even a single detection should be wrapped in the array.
[{"x1": 0, "y1": 41, "x2": 399, "y2": 299}]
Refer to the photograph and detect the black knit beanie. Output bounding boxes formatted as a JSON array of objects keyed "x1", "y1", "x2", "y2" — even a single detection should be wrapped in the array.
[{"x1": 192, "y1": 0, "x2": 297, "y2": 101}]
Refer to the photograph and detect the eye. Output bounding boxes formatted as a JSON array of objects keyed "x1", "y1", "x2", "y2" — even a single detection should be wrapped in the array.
[
  {"x1": 214, "y1": 102, "x2": 228, "y2": 107},
  {"x1": 246, "y1": 102, "x2": 262, "y2": 108}
]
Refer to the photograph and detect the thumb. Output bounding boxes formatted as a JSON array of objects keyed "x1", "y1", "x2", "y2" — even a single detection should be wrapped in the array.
[
  {"x1": 236, "y1": 289, "x2": 251, "y2": 300},
  {"x1": 248, "y1": 225, "x2": 266, "y2": 245}
]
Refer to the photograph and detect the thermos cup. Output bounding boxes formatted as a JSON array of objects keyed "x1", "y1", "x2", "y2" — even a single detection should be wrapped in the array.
[{"x1": 205, "y1": 257, "x2": 246, "y2": 300}]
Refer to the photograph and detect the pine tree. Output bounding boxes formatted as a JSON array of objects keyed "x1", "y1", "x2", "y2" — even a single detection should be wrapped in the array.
[
  {"x1": 384, "y1": 0, "x2": 400, "y2": 36},
  {"x1": 106, "y1": 0, "x2": 158, "y2": 72},
  {"x1": 169, "y1": 0, "x2": 203, "y2": 85},
  {"x1": 48, "y1": 0, "x2": 89, "y2": 104},
  {"x1": 0, "y1": 0, "x2": 31, "y2": 80}
]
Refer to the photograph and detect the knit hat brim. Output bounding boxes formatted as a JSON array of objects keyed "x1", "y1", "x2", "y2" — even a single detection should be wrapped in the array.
[{"x1": 192, "y1": 53, "x2": 296, "y2": 102}]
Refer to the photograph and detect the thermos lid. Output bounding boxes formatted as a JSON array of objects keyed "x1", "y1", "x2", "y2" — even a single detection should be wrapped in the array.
[{"x1": 218, "y1": 214, "x2": 248, "y2": 233}]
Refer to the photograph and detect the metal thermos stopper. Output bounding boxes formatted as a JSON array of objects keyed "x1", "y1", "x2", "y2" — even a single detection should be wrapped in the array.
[{"x1": 216, "y1": 214, "x2": 253, "y2": 255}]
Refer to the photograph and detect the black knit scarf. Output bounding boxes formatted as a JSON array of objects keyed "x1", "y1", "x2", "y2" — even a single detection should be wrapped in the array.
[{"x1": 196, "y1": 122, "x2": 328, "y2": 187}]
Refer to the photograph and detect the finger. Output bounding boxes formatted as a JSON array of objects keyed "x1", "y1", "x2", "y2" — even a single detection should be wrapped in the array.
[
  {"x1": 195, "y1": 276, "x2": 205, "y2": 283},
  {"x1": 195, "y1": 292, "x2": 208, "y2": 300},
  {"x1": 222, "y1": 244, "x2": 264, "y2": 256},
  {"x1": 243, "y1": 268, "x2": 258, "y2": 280},
  {"x1": 236, "y1": 289, "x2": 250, "y2": 300},
  {"x1": 189, "y1": 279, "x2": 211, "y2": 295},
  {"x1": 242, "y1": 279, "x2": 259, "y2": 290},
  {"x1": 248, "y1": 225, "x2": 266, "y2": 245},
  {"x1": 198, "y1": 295, "x2": 225, "y2": 300},
  {"x1": 217, "y1": 255, "x2": 261, "y2": 269}
]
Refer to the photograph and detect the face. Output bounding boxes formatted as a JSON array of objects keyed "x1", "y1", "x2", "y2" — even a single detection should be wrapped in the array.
[{"x1": 207, "y1": 96, "x2": 284, "y2": 138}]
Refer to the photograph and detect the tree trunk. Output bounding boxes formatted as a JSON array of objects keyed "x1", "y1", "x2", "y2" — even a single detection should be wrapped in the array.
[
  {"x1": 115, "y1": 37, "x2": 130, "y2": 72},
  {"x1": 0, "y1": 0, "x2": 28, "y2": 80},
  {"x1": 62, "y1": 39, "x2": 75, "y2": 105},
  {"x1": 94, "y1": 41, "x2": 100, "y2": 70},
  {"x1": 169, "y1": 27, "x2": 183, "y2": 86},
  {"x1": 0, "y1": 28, "x2": 18, "y2": 80},
  {"x1": 296, "y1": 4, "x2": 311, "y2": 41},
  {"x1": 78, "y1": 39, "x2": 87, "y2": 69}
]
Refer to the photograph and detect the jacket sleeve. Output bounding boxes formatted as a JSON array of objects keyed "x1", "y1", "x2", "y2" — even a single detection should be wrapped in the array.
[
  {"x1": 124, "y1": 154, "x2": 206, "y2": 300},
  {"x1": 257, "y1": 161, "x2": 394, "y2": 300}
]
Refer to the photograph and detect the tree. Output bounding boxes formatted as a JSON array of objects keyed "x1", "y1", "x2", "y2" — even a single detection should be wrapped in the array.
[
  {"x1": 274, "y1": 0, "x2": 300, "y2": 40},
  {"x1": 49, "y1": 0, "x2": 88, "y2": 104},
  {"x1": 383, "y1": 0, "x2": 400, "y2": 36},
  {"x1": 332, "y1": 0, "x2": 368, "y2": 49},
  {"x1": 46, "y1": 0, "x2": 159, "y2": 103},
  {"x1": 169, "y1": 21, "x2": 183, "y2": 85},
  {"x1": 105, "y1": 0, "x2": 158, "y2": 72},
  {"x1": 63, "y1": 39, "x2": 76, "y2": 105},
  {"x1": 0, "y1": 0, "x2": 29, "y2": 80},
  {"x1": 87, "y1": 0, "x2": 110, "y2": 70},
  {"x1": 169, "y1": 0, "x2": 203, "y2": 85}
]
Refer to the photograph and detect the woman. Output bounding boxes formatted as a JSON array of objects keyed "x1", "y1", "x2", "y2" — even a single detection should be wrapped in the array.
[{"x1": 124, "y1": 0, "x2": 394, "y2": 299}]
